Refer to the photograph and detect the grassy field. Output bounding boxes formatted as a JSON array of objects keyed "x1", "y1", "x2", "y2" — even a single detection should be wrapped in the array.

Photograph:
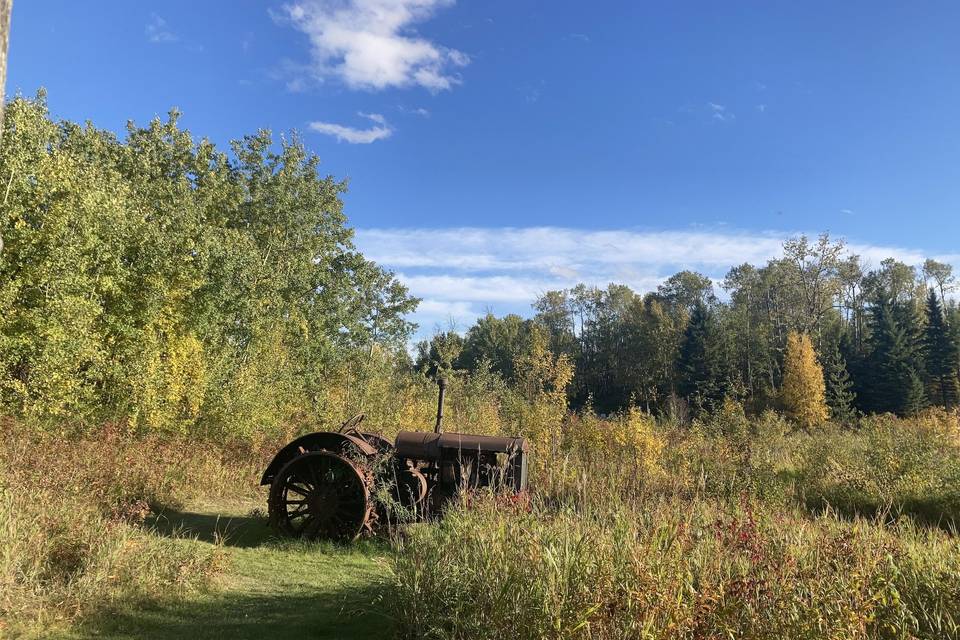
[
  {"x1": 47, "y1": 500, "x2": 390, "y2": 640},
  {"x1": 4, "y1": 407, "x2": 960, "y2": 639}
]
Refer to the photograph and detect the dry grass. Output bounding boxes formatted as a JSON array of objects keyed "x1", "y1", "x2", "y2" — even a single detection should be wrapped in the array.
[
  {"x1": 386, "y1": 409, "x2": 960, "y2": 640},
  {"x1": 0, "y1": 420, "x2": 280, "y2": 634}
]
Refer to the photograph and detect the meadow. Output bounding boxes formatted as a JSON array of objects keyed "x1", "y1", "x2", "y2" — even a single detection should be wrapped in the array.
[{"x1": 3, "y1": 373, "x2": 960, "y2": 639}]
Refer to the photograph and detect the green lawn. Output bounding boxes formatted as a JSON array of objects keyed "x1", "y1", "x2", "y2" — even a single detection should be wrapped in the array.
[{"x1": 61, "y1": 501, "x2": 393, "y2": 640}]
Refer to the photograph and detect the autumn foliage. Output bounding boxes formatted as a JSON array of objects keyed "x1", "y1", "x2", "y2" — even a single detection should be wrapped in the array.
[{"x1": 782, "y1": 331, "x2": 829, "y2": 428}]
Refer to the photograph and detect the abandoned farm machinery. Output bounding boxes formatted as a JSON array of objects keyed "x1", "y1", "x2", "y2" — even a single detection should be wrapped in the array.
[{"x1": 260, "y1": 378, "x2": 529, "y2": 541}]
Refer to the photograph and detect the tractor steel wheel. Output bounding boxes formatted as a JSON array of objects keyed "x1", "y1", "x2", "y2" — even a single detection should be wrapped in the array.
[{"x1": 268, "y1": 451, "x2": 371, "y2": 541}]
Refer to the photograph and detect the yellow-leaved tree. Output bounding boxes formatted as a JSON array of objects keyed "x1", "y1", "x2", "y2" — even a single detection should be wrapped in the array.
[{"x1": 782, "y1": 331, "x2": 829, "y2": 429}]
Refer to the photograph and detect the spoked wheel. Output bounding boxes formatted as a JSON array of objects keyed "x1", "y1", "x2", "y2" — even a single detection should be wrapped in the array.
[{"x1": 268, "y1": 451, "x2": 371, "y2": 541}]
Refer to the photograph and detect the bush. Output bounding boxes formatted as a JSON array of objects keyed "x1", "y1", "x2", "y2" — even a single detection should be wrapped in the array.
[{"x1": 798, "y1": 410, "x2": 960, "y2": 525}]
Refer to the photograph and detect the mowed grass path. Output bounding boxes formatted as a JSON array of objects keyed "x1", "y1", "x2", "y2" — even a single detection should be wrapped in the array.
[{"x1": 64, "y1": 500, "x2": 392, "y2": 640}]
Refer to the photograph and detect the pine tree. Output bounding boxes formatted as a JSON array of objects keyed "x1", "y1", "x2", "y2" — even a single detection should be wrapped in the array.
[
  {"x1": 905, "y1": 368, "x2": 929, "y2": 416},
  {"x1": 923, "y1": 289, "x2": 960, "y2": 408},
  {"x1": 782, "y1": 331, "x2": 829, "y2": 429},
  {"x1": 824, "y1": 342, "x2": 857, "y2": 425}
]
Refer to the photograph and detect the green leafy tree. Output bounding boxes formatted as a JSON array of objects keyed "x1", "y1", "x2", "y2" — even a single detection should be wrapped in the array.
[
  {"x1": 414, "y1": 331, "x2": 465, "y2": 380},
  {"x1": 456, "y1": 313, "x2": 533, "y2": 382},
  {"x1": 0, "y1": 94, "x2": 416, "y2": 435}
]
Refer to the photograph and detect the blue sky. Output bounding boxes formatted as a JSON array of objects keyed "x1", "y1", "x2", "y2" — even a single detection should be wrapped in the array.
[{"x1": 8, "y1": 1, "x2": 960, "y2": 335}]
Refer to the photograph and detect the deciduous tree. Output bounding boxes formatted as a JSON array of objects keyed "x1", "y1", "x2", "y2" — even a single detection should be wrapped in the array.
[{"x1": 782, "y1": 332, "x2": 828, "y2": 428}]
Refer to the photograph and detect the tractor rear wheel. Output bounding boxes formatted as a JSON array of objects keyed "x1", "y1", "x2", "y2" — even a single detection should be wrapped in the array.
[{"x1": 268, "y1": 451, "x2": 371, "y2": 541}]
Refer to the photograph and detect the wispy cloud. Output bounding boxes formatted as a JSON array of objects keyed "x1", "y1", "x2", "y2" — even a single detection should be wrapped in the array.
[
  {"x1": 146, "y1": 13, "x2": 177, "y2": 44},
  {"x1": 355, "y1": 226, "x2": 955, "y2": 335},
  {"x1": 757, "y1": 104, "x2": 767, "y2": 113},
  {"x1": 709, "y1": 102, "x2": 735, "y2": 122},
  {"x1": 398, "y1": 105, "x2": 431, "y2": 117},
  {"x1": 840, "y1": 208, "x2": 854, "y2": 215},
  {"x1": 309, "y1": 112, "x2": 392, "y2": 144},
  {"x1": 278, "y1": 0, "x2": 468, "y2": 92},
  {"x1": 520, "y1": 80, "x2": 545, "y2": 104}
]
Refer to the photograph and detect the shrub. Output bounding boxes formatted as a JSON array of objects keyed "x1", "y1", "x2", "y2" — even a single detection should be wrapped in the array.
[{"x1": 798, "y1": 410, "x2": 960, "y2": 525}]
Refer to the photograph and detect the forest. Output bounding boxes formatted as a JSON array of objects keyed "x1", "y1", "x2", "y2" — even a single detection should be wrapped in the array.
[
  {"x1": 419, "y1": 235, "x2": 960, "y2": 423},
  {"x1": 4, "y1": 95, "x2": 960, "y2": 639}
]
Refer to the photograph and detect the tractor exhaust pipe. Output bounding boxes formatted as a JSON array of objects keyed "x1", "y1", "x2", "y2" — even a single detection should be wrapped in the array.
[{"x1": 435, "y1": 377, "x2": 447, "y2": 434}]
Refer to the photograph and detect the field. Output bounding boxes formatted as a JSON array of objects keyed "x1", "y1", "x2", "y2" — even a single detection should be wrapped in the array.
[{"x1": 4, "y1": 399, "x2": 960, "y2": 640}]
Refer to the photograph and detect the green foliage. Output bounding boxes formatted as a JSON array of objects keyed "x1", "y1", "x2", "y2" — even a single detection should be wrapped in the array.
[
  {"x1": 0, "y1": 94, "x2": 416, "y2": 436},
  {"x1": 799, "y1": 411, "x2": 960, "y2": 524},
  {"x1": 676, "y1": 301, "x2": 732, "y2": 416},
  {"x1": 825, "y1": 341, "x2": 858, "y2": 425},
  {"x1": 456, "y1": 313, "x2": 534, "y2": 381},
  {"x1": 413, "y1": 329, "x2": 464, "y2": 380},
  {"x1": 923, "y1": 289, "x2": 959, "y2": 408}
]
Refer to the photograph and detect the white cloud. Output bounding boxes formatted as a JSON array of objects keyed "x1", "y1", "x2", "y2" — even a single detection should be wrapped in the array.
[
  {"x1": 414, "y1": 300, "x2": 480, "y2": 332},
  {"x1": 354, "y1": 226, "x2": 957, "y2": 337},
  {"x1": 840, "y1": 208, "x2": 854, "y2": 215},
  {"x1": 397, "y1": 105, "x2": 431, "y2": 117},
  {"x1": 279, "y1": 0, "x2": 468, "y2": 92},
  {"x1": 757, "y1": 104, "x2": 767, "y2": 113},
  {"x1": 397, "y1": 274, "x2": 552, "y2": 303},
  {"x1": 709, "y1": 102, "x2": 735, "y2": 122},
  {"x1": 309, "y1": 112, "x2": 393, "y2": 143},
  {"x1": 146, "y1": 14, "x2": 177, "y2": 43},
  {"x1": 286, "y1": 77, "x2": 308, "y2": 93}
]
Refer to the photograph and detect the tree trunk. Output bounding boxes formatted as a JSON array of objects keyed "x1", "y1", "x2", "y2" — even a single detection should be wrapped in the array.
[
  {"x1": 0, "y1": 0, "x2": 10, "y2": 132},
  {"x1": 0, "y1": 0, "x2": 11, "y2": 255}
]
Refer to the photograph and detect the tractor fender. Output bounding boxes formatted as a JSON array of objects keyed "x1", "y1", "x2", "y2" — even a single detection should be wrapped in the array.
[{"x1": 260, "y1": 432, "x2": 378, "y2": 485}]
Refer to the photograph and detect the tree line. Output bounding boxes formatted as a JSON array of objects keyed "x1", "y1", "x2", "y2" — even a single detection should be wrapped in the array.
[
  {"x1": 0, "y1": 94, "x2": 417, "y2": 434},
  {"x1": 418, "y1": 234, "x2": 960, "y2": 423}
]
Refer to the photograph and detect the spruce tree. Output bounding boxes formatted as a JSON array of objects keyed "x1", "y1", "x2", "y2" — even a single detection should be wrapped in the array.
[
  {"x1": 825, "y1": 342, "x2": 857, "y2": 425},
  {"x1": 864, "y1": 294, "x2": 918, "y2": 415},
  {"x1": 923, "y1": 289, "x2": 959, "y2": 408},
  {"x1": 676, "y1": 302, "x2": 714, "y2": 416},
  {"x1": 905, "y1": 368, "x2": 929, "y2": 416}
]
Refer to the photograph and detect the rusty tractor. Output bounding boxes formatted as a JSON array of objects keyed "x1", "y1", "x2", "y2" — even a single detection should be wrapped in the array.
[{"x1": 260, "y1": 378, "x2": 529, "y2": 541}]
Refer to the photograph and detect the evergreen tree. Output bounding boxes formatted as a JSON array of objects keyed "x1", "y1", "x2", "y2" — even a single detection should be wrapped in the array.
[
  {"x1": 862, "y1": 295, "x2": 916, "y2": 415},
  {"x1": 782, "y1": 332, "x2": 829, "y2": 428},
  {"x1": 905, "y1": 368, "x2": 929, "y2": 416},
  {"x1": 922, "y1": 289, "x2": 960, "y2": 407},
  {"x1": 824, "y1": 341, "x2": 857, "y2": 425},
  {"x1": 676, "y1": 302, "x2": 716, "y2": 416}
]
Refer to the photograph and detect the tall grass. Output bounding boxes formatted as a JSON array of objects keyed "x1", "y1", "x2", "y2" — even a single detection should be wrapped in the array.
[
  {"x1": 0, "y1": 420, "x2": 275, "y2": 633},
  {"x1": 386, "y1": 407, "x2": 960, "y2": 639}
]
